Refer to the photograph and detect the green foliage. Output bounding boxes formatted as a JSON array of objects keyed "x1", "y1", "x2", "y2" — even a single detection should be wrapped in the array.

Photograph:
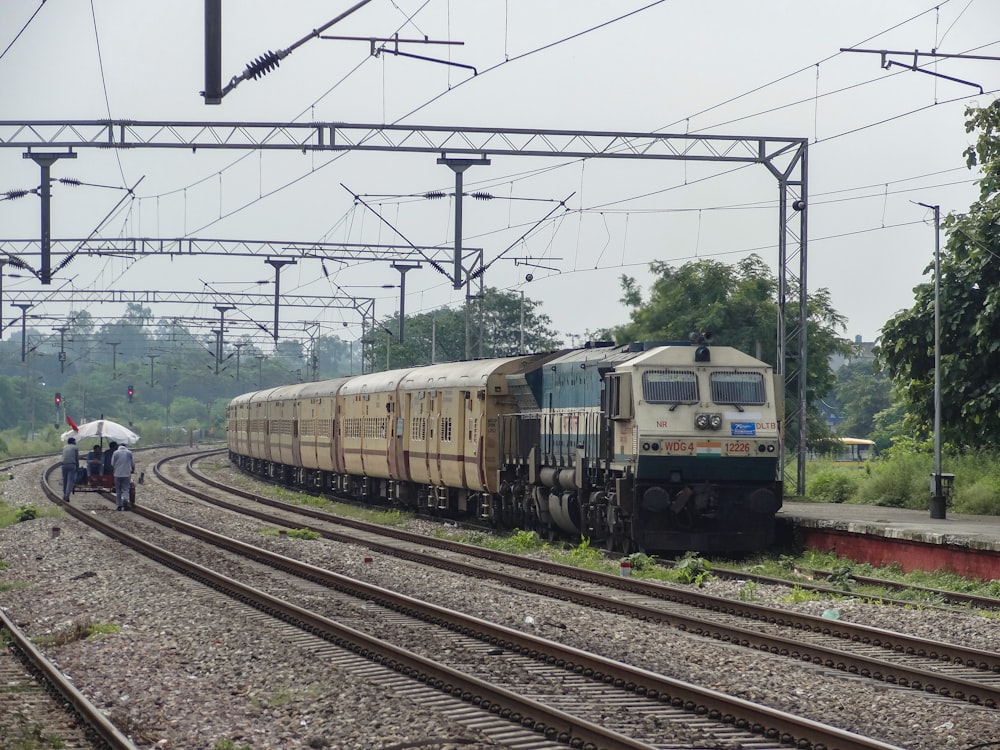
[
  {"x1": 285, "y1": 528, "x2": 320, "y2": 540},
  {"x1": 827, "y1": 359, "x2": 893, "y2": 439},
  {"x1": 806, "y1": 470, "x2": 860, "y2": 504},
  {"x1": 783, "y1": 585, "x2": 826, "y2": 603},
  {"x1": 825, "y1": 564, "x2": 856, "y2": 591},
  {"x1": 504, "y1": 529, "x2": 545, "y2": 553},
  {"x1": 369, "y1": 287, "x2": 562, "y2": 370},
  {"x1": 16, "y1": 506, "x2": 37, "y2": 523},
  {"x1": 737, "y1": 579, "x2": 759, "y2": 601},
  {"x1": 670, "y1": 552, "x2": 713, "y2": 586},
  {"x1": 0, "y1": 503, "x2": 53, "y2": 529},
  {"x1": 0, "y1": 710, "x2": 67, "y2": 749},
  {"x1": 878, "y1": 103, "x2": 1000, "y2": 448},
  {"x1": 954, "y1": 476, "x2": 1000, "y2": 515},
  {"x1": 34, "y1": 617, "x2": 119, "y2": 648},
  {"x1": 622, "y1": 552, "x2": 655, "y2": 572},
  {"x1": 610, "y1": 254, "x2": 850, "y2": 443},
  {"x1": 213, "y1": 741, "x2": 252, "y2": 750},
  {"x1": 853, "y1": 451, "x2": 931, "y2": 509},
  {"x1": 551, "y1": 537, "x2": 608, "y2": 571}
]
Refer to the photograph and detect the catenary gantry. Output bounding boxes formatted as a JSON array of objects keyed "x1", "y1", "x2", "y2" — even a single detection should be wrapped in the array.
[{"x1": 0, "y1": 119, "x2": 809, "y2": 492}]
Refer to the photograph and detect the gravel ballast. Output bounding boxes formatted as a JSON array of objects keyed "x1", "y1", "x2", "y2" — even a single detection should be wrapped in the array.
[{"x1": 2, "y1": 450, "x2": 1000, "y2": 749}]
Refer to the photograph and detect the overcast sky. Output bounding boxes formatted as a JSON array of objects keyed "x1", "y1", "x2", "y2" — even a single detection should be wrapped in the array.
[{"x1": 1, "y1": 0, "x2": 998, "y2": 357}]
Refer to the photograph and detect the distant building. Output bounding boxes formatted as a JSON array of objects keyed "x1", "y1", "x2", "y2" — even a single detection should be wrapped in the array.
[{"x1": 830, "y1": 334, "x2": 875, "y2": 372}]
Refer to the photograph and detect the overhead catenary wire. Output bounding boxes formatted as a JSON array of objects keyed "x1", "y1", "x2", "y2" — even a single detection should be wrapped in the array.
[{"x1": 13, "y1": 1, "x2": 996, "y2": 338}]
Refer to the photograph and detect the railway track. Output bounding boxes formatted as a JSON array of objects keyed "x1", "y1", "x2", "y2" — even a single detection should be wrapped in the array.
[
  {"x1": 42, "y1": 455, "x2": 907, "y2": 750},
  {"x1": 0, "y1": 607, "x2": 137, "y2": 750},
  {"x1": 170, "y1": 454, "x2": 1000, "y2": 707},
  {"x1": 709, "y1": 563, "x2": 1000, "y2": 612}
]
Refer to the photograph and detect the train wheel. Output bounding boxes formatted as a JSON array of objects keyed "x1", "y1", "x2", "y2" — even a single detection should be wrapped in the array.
[{"x1": 499, "y1": 494, "x2": 514, "y2": 530}]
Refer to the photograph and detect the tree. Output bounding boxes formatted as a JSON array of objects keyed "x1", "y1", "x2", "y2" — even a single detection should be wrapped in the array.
[
  {"x1": 607, "y1": 255, "x2": 850, "y2": 439},
  {"x1": 367, "y1": 288, "x2": 561, "y2": 371},
  {"x1": 828, "y1": 358, "x2": 893, "y2": 439},
  {"x1": 877, "y1": 102, "x2": 1000, "y2": 446}
]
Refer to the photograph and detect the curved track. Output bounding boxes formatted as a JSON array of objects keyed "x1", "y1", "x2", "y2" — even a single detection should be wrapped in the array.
[
  {"x1": 174, "y1": 454, "x2": 1000, "y2": 708},
  {"x1": 0, "y1": 607, "x2": 138, "y2": 750},
  {"x1": 40, "y1": 454, "x2": 904, "y2": 750}
]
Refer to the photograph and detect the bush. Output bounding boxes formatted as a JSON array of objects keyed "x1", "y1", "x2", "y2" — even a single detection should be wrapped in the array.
[
  {"x1": 806, "y1": 471, "x2": 860, "y2": 503},
  {"x1": 854, "y1": 452, "x2": 931, "y2": 509},
  {"x1": 953, "y1": 477, "x2": 1000, "y2": 515}
]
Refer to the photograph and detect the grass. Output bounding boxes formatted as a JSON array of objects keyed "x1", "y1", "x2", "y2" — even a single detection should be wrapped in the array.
[
  {"x1": 0, "y1": 504, "x2": 61, "y2": 529},
  {"x1": 729, "y1": 548, "x2": 1000, "y2": 605},
  {"x1": 33, "y1": 617, "x2": 120, "y2": 648},
  {"x1": 799, "y1": 448, "x2": 1000, "y2": 515},
  {"x1": 260, "y1": 527, "x2": 321, "y2": 540},
  {"x1": 0, "y1": 710, "x2": 67, "y2": 749}
]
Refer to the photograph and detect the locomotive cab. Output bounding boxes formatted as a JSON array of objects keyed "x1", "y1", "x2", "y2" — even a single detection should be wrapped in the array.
[{"x1": 609, "y1": 342, "x2": 783, "y2": 552}]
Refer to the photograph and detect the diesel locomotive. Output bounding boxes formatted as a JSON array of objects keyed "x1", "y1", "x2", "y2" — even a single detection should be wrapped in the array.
[{"x1": 227, "y1": 338, "x2": 783, "y2": 553}]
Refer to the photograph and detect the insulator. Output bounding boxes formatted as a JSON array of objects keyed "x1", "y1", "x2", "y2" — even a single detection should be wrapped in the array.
[
  {"x1": 244, "y1": 50, "x2": 281, "y2": 80},
  {"x1": 4, "y1": 189, "x2": 30, "y2": 200},
  {"x1": 54, "y1": 253, "x2": 77, "y2": 272},
  {"x1": 58, "y1": 178, "x2": 82, "y2": 186},
  {"x1": 470, "y1": 191, "x2": 494, "y2": 200},
  {"x1": 423, "y1": 191, "x2": 446, "y2": 200}
]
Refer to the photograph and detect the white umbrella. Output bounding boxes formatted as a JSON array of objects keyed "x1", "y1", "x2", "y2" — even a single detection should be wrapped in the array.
[{"x1": 61, "y1": 419, "x2": 140, "y2": 445}]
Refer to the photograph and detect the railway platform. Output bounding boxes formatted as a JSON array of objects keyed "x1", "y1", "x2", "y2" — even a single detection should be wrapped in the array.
[{"x1": 776, "y1": 501, "x2": 1000, "y2": 580}]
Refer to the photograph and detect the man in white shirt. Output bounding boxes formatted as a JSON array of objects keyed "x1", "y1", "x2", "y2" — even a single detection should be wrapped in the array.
[{"x1": 110, "y1": 443, "x2": 135, "y2": 510}]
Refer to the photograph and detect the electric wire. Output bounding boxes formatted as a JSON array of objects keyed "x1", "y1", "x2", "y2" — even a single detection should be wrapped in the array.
[{"x1": 0, "y1": 0, "x2": 47, "y2": 63}]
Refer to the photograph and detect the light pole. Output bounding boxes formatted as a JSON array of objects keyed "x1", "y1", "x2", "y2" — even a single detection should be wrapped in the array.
[
  {"x1": 519, "y1": 290, "x2": 525, "y2": 355},
  {"x1": 213, "y1": 305, "x2": 234, "y2": 374},
  {"x1": 147, "y1": 354, "x2": 160, "y2": 388},
  {"x1": 383, "y1": 327, "x2": 393, "y2": 371},
  {"x1": 233, "y1": 342, "x2": 245, "y2": 382},
  {"x1": 14, "y1": 303, "x2": 32, "y2": 362},
  {"x1": 917, "y1": 201, "x2": 946, "y2": 520},
  {"x1": 106, "y1": 341, "x2": 120, "y2": 379}
]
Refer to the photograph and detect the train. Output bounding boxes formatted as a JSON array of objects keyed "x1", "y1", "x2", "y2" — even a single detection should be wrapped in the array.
[{"x1": 226, "y1": 337, "x2": 784, "y2": 553}]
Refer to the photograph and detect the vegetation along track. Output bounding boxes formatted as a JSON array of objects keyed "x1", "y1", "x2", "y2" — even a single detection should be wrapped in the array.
[
  {"x1": 174, "y1": 453, "x2": 1000, "y2": 708},
  {"x1": 709, "y1": 563, "x2": 1000, "y2": 612},
  {"x1": 0, "y1": 606, "x2": 137, "y2": 750},
  {"x1": 43, "y1": 454, "x2": 905, "y2": 750}
]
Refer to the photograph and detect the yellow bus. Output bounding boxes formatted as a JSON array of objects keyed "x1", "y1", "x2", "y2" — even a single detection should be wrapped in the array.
[{"x1": 807, "y1": 437, "x2": 877, "y2": 465}]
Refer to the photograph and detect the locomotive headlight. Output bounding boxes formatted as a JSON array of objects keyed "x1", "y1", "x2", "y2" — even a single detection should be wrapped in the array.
[
  {"x1": 695, "y1": 414, "x2": 709, "y2": 430},
  {"x1": 708, "y1": 413, "x2": 723, "y2": 430}
]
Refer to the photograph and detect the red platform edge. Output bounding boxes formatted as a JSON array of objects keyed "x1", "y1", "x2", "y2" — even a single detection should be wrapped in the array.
[{"x1": 801, "y1": 529, "x2": 1000, "y2": 580}]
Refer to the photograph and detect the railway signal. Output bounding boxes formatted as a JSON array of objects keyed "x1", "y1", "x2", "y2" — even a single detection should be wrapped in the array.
[
  {"x1": 127, "y1": 384, "x2": 134, "y2": 402},
  {"x1": 54, "y1": 392, "x2": 61, "y2": 406}
]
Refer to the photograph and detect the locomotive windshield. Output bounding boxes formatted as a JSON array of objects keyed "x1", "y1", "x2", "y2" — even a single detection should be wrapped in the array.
[
  {"x1": 709, "y1": 371, "x2": 766, "y2": 406},
  {"x1": 642, "y1": 370, "x2": 698, "y2": 404}
]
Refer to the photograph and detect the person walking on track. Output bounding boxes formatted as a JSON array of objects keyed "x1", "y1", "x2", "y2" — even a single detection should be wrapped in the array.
[
  {"x1": 61, "y1": 437, "x2": 79, "y2": 502},
  {"x1": 110, "y1": 442, "x2": 135, "y2": 511}
]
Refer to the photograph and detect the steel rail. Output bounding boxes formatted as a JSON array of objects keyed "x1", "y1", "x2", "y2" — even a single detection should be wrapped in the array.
[
  {"x1": 0, "y1": 605, "x2": 139, "y2": 750},
  {"x1": 190, "y1": 453, "x2": 1000, "y2": 675}
]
